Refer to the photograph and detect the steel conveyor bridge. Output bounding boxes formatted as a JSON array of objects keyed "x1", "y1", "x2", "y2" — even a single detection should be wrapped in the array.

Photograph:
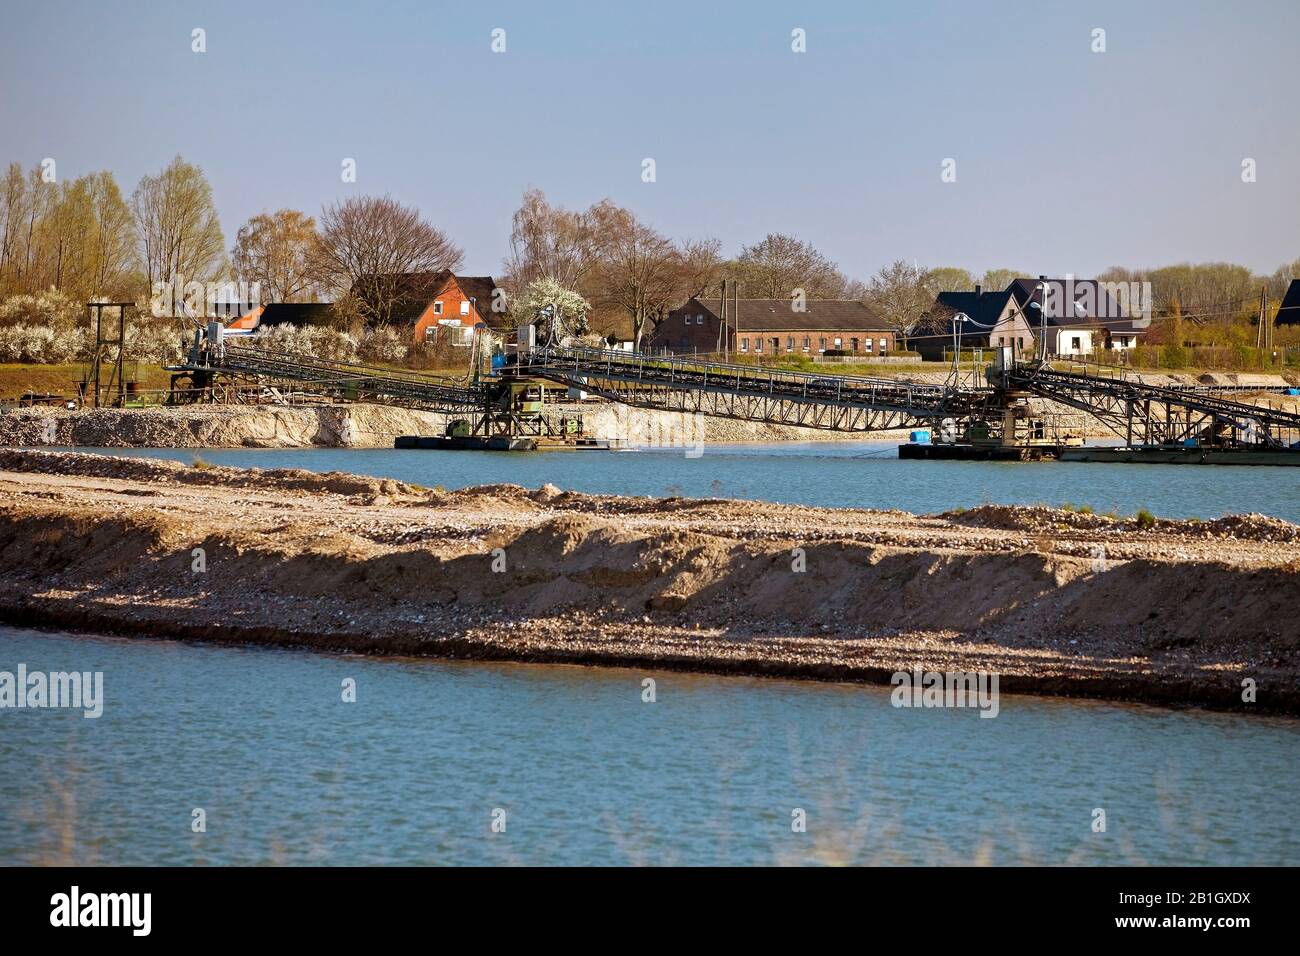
[
  {"x1": 1007, "y1": 364, "x2": 1300, "y2": 447},
  {"x1": 507, "y1": 346, "x2": 990, "y2": 432},
  {"x1": 172, "y1": 338, "x2": 1299, "y2": 448},
  {"x1": 175, "y1": 343, "x2": 486, "y2": 412}
]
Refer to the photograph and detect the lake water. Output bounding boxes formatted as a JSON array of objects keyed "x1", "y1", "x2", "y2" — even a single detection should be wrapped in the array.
[
  {"x1": 71, "y1": 441, "x2": 1300, "y2": 523},
  {"x1": 2, "y1": 627, "x2": 1297, "y2": 866},
  {"x1": 16, "y1": 443, "x2": 1297, "y2": 865}
]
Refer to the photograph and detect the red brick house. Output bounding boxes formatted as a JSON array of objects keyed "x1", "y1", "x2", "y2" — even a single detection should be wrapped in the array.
[
  {"x1": 407, "y1": 273, "x2": 502, "y2": 344},
  {"x1": 226, "y1": 273, "x2": 504, "y2": 346},
  {"x1": 647, "y1": 297, "x2": 896, "y2": 357},
  {"x1": 352, "y1": 272, "x2": 503, "y2": 345}
]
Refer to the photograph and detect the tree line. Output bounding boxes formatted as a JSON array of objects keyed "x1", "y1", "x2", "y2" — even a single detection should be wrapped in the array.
[{"x1": 1, "y1": 155, "x2": 1296, "y2": 351}]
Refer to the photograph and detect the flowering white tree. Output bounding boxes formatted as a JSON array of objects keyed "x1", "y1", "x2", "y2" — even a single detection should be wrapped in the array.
[
  {"x1": 252, "y1": 325, "x2": 359, "y2": 362},
  {"x1": 358, "y1": 327, "x2": 408, "y2": 363},
  {"x1": 509, "y1": 277, "x2": 590, "y2": 344}
]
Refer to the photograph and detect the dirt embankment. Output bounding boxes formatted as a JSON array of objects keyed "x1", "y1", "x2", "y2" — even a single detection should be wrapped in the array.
[
  {"x1": 1, "y1": 449, "x2": 1296, "y2": 713},
  {"x1": 0, "y1": 402, "x2": 903, "y2": 448},
  {"x1": 0, "y1": 404, "x2": 449, "y2": 448}
]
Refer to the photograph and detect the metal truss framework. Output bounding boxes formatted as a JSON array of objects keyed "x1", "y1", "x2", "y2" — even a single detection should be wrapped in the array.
[
  {"x1": 204, "y1": 344, "x2": 486, "y2": 413},
  {"x1": 175, "y1": 342, "x2": 1297, "y2": 447},
  {"x1": 1011, "y1": 367, "x2": 1300, "y2": 447},
  {"x1": 512, "y1": 346, "x2": 986, "y2": 433}
]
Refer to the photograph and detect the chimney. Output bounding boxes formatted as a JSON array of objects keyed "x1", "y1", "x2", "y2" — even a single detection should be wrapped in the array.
[{"x1": 974, "y1": 284, "x2": 981, "y2": 296}]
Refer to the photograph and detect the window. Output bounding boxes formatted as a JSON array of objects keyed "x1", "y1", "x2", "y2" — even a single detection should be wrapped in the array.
[
  {"x1": 424, "y1": 327, "x2": 437, "y2": 342},
  {"x1": 850, "y1": 338, "x2": 859, "y2": 352},
  {"x1": 1071, "y1": 335, "x2": 1082, "y2": 351},
  {"x1": 697, "y1": 315, "x2": 704, "y2": 325},
  {"x1": 740, "y1": 338, "x2": 749, "y2": 353},
  {"x1": 818, "y1": 337, "x2": 827, "y2": 352},
  {"x1": 433, "y1": 301, "x2": 443, "y2": 316},
  {"x1": 878, "y1": 337, "x2": 887, "y2": 353},
  {"x1": 754, "y1": 338, "x2": 763, "y2": 353},
  {"x1": 786, "y1": 336, "x2": 794, "y2": 351},
  {"x1": 833, "y1": 337, "x2": 842, "y2": 349},
  {"x1": 864, "y1": 338, "x2": 873, "y2": 352},
  {"x1": 460, "y1": 300, "x2": 471, "y2": 316},
  {"x1": 801, "y1": 336, "x2": 810, "y2": 351}
]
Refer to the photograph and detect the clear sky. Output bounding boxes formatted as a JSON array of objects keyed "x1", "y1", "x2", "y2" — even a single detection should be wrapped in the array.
[{"x1": 2, "y1": 0, "x2": 1296, "y2": 281}]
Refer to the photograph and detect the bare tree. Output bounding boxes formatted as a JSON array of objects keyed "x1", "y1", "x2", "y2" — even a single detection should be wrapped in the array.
[
  {"x1": 865, "y1": 260, "x2": 934, "y2": 350},
  {"x1": 0, "y1": 163, "x2": 27, "y2": 292},
  {"x1": 87, "y1": 171, "x2": 138, "y2": 298},
  {"x1": 728, "y1": 233, "x2": 849, "y2": 299},
  {"x1": 589, "y1": 201, "x2": 722, "y2": 350},
  {"x1": 643, "y1": 236, "x2": 723, "y2": 344},
  {"x1": 503, "y1": 188, "x2": 597, "y2": 291},
  {"x1": 312, "y1": 195, "x2": 463, "y2": 327},
  {"x1": 22, "y1": 166, "x2": 55, "y2": 289},
  {"x1": 232, "y1": 209, "x2": 319, "y2": 303},
  {"x1": 131, "y1": 156, "x2": 226, "y2": 288}
]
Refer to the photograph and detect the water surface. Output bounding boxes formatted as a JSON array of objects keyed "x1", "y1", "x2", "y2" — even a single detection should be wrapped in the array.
[
  {"x1": 71, "y1": 442, "x2": 1300, "y2": 523},
  {"x1": 2, "y1": 628, "x2": 1296, "y2": 866}
]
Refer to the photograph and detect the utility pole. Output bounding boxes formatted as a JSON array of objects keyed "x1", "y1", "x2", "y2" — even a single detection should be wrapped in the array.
[
  {"x1": 733, "y1": 282, "x2": 741, "y2": 360},
  {"x1": 717, "y1": 278, "x2": 727, "y2": 357},
  {"x1": 1264, "y1": 289, "x2": 1273, "y2": 353},
  {"x1": 1256, "y1": 287, "x2": 1265, "y2": 350}
]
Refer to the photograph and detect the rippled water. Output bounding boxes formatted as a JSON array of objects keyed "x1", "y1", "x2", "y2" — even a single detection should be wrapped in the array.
[
  {"x1": 2, "y1": 628, "x2": 1297, "y2": 866},
  {"x1": 74, "y1": 441, "x2": 1300, "y2": 523}
]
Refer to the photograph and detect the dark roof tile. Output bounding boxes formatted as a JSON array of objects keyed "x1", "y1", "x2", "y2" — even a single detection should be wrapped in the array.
[{"x1": 680, "y1": 297, "x2": 890, "y2": 332}]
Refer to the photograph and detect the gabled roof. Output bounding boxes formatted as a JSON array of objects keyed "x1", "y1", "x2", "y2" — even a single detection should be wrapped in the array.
[
  {"x1": 257, "y1": 303, "x2": 338, "y2": 327},
  {"x1": 349, "y1": 272, "x2": 504, "y2": 326},
  {"x1": 351, "y1": 271, "x2": 452, "y2": 302},
  {"x1": 928, "y1": 288, "x2": 1019, "y2": 331},
  {"x1": 1278, "y1": 279, "x2": 1300, "y2": 327},
  {"x1": 226, "y1": 302, "x2": 338, "y2": 331},
  {"x1": 454, "y1": 276, "x2": 505, "y2": 325},
  {"x1": 683, "y1": 297, "x2": 890, "y2": 332},
  {"x1": 1007, "y1": 278, "x2": 1143, "y2": 332}
]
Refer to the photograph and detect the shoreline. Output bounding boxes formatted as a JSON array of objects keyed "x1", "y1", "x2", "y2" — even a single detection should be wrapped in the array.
[
  {"x1": 1, "y1": 607, "x2": 1285, "y2": 717},
  {"x1": 0, "y1": 402, "x2": 915, "y2": 449},
  {"x1": 3, "y1": 448, "x2": 1298, "y2": 715}
]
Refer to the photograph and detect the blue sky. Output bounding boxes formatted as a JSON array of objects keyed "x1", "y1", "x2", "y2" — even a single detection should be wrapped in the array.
[{"x1": 2, "y1": 0, "x2": 1296, "y2": 280}]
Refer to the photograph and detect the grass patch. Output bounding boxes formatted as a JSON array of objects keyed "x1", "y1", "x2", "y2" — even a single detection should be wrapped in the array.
[{"x1": 1134, "y1": 508, "x2": 1157, "y2": 529}]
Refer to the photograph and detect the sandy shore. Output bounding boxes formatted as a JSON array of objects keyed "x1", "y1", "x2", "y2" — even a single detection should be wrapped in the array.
[{"x1": 1, "y1": 448, "x2": 1297, "y2": 713}]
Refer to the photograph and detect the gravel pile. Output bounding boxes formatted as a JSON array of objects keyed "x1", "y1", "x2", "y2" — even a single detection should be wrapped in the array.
[{"x1": 1, "y1": 448, "x2": 1297, "y2": 713}]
